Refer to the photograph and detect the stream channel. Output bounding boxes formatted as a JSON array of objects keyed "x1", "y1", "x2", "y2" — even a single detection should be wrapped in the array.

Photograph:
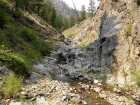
[{"x1": 32, "y1": 44, "x2": 139, "y2": 105}]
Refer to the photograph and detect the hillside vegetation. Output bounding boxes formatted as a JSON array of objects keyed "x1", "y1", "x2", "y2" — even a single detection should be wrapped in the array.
[{"x1": 0, "y1": 0, "x2": 53, "y2": 77}]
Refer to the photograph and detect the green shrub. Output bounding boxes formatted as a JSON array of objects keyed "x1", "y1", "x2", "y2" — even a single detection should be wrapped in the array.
[
  {"x1": 24, "y1": 46, "x2": 42, "y2": 62},
  {"x1": 0, "y1": 45, "x2": 31, "y2": 77},
  {"x1": 4, "y1": 24, "x2": 23, "y2": 46},
  {"x1": 12, "y1": 9, "x2": 24, "y2": 19},
  {"x1": 0, "y1": 74, "x2": 23, "y2": 99},
  {"x1": 125, "y1": 24, "x2": 132, "y2": 36},
  {"x1": 100, "y1": 74, "x2": 107, "y2": 81},
  {"x1": 135, "y1": 0, "x2": 140, "y2": 5},
  {"x1": 32, "y1": 38, "x2": 53, "y2": 56},
  {"x1": 4, "y1": 53, "x2": 31, "y2": 72},
  {"x1": 0, "y1": 7, "x2": 10, "y2": 29},
  {"x1": 19, "y1": 95, "x2": 26, "y2": 102},
  {"x1": 20, "y1": 27, "x2": 38, "y2": 42},
  {"x1": 0, "y1": 30, "x2": 7, "y2": 45},
  {"x1": 135, "y1": 71, "x2": 140, "y2": 87}
]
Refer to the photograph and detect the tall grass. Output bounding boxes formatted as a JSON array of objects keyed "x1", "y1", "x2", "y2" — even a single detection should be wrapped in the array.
[{"x1": 0, "y1": 74, "x2": 23, "y2": 99}]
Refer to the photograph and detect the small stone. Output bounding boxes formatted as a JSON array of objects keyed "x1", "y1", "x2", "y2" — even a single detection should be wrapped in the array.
[
  {"x1": 117, "y1": 89, "x2": 121, "y2": 93},
  {"x1": 94, "y1": 79, "x2": 99, "y2": 84},
  {"x1": 5, "y1": 99, "x2": 11, "y2": 104},
  {"x1": 36, "y1": 97, "x2": 48, "y2": 105},
  {"x1": 20, "y1": 91, "x2": 26, "y2": 95},
  {"x1": 71, "y1": 97, "x2": 81, "y2": 104},
  {"x1": 30, "y1": 97, "x2": 36, "y2": 101},
  {"x1": 70, "y1": 88, "x2": 73, "y2": 92},
  {"x1": 99, "y1": 93, "x2": 107, "y2": 99},
  {"x1": 78, "y1": 82, "x2": 82, "y2": 85},
  {"x1": 25, "y1": 80, "x2": 30, "y2": 84},
  {"x1": 9, "y1": 101, "x2": 22, "y2": 105},
  {"x1": 113, "y1": 87, "x2": 117, "y2": 92},
  {"x1": 93, "y1": 87, "x2": 102, "y2": 93},
  {"x1": 98, "y1": 83, "x2": 102, "y2": 86},
  {"x1": 119, "y1": 102, "x2": 125, "y2": 105},
  {"x1": 62, "y1": 96, "x2": 67, "y2": 101},
  {"x1": 82, "y1": 101, "x2": 88, "y2": 105}
]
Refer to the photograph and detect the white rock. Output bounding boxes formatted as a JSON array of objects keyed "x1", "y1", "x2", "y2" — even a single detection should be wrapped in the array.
[
  {"x1": 82, "y1": 101, "x2": 88, "y2": 105},
  {"x1": 20, "y1": 91, "x2": 26, "y2": 95},
  {"x1": 117, "y1": 76, "x2": 125, "y2": 86},
  {"x1": 36, "y1": 97, "x2": 48, "y2": 105},
  {"x1": 93, "y1": 87, "x2": 102, "y2": 93},
  {"x1": 98, "y1": 83, "x2": 102, "y2": 86},
  {"x1": 99, "y1": 93, "x2": 107, "y2": 99},
  {"x1": 94, "y1": 79, "x2": 99, "y2": 84},
  {"x1": 113, "y1": 87, "x2": 117, "y2": 92},
  {"x1": 62, "y1": 96, "x2": 67, "y2": 101},
  {"x1": 9, "y1": 102, "x2": 23, "y2": 105}
]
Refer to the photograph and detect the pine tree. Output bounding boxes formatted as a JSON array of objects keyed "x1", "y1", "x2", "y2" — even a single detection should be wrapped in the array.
[
  {"x1": 54, "y1": 14, "x2": 62, "y2": 30},
  {"x1": 80, "y1": 5, "x2": 86, "y2": 21},
  {"x1": 69, "y1": 15, "x2": 75, "y2": 27},
  {"x1": 88, "y1": 0, "x2": 95, "y2": 17},
  {"x1": 50, "y1": 6, "x2": 56, "y2": 27}
]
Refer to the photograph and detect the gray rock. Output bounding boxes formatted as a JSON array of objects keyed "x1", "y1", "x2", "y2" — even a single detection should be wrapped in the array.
[
  {"x1": 0, "y1": 66, "x2": 7, "y2": 74},
  {"x1": 74, "y1": 60, "x2": 82, "y2": 68}
]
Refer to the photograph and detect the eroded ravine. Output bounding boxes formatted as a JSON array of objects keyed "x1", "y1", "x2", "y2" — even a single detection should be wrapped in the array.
[{"x1": 11, "y1": 42, "x2": 139, "y2": 105}]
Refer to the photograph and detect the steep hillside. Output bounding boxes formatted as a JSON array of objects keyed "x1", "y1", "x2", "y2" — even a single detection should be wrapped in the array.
[
  {"x1": 49, "y1": 0, "x2": 77, "y2": 18},
  {"x1": 64, "y1": 0, "x2": 140, "y2": 93},
  {"x1": 63, "y1": 18, "x2": 97, "y2": 47},
  {"x1": 0, "y1": 0, "x2": 66, "y2": 77}
]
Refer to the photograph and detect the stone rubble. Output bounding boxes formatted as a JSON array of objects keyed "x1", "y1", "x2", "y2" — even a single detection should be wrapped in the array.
[{"x1": 0, "y1": 42, "x2": 139, "y2": 105}]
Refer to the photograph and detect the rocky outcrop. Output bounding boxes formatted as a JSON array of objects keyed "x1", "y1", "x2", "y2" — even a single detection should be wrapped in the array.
[{"x1": 70, "y1": 0, "x2": 140, "y2": 93}]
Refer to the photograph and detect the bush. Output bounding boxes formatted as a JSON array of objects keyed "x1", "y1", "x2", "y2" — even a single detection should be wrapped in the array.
[
  {"x1": 32, "y1": 38, "x2": 53, "y2": 56},
  {"x1": 20, "y1": 27, "x2": 38, "y2": 42},
  {"x1": 0, "y1": 7, "x2": 10, "y2": 29},
  {"x1": 0, "y1": 74, "x2": 23, "y2": 99},
  {"x1": 135, "y1": 71, "x2": 140, "y2": 87},
  {"x1": 0, "y1": 45, "x2": 31, "y2": 77},
  {"x1": 135, "y1": 0, "x2": 140, "y2": 5},
  {"x1": 4, "y1": 24, "x2": 23, "y2": 46},
  {"x1": 5, "y1": 53, "x2": 31, "y2": 72},
  {"x1": 12, "y1": 9, "x2": 24, "y2": 19},
  {"x1": 24, "y1": 46, "x2": 42, "y2": 62},
  {"x1": 0, "y1": 30, "x2": 7, "y2": 45},
  {"x1": 125, "y1": 24, "x2": 132, "y2": 36}
]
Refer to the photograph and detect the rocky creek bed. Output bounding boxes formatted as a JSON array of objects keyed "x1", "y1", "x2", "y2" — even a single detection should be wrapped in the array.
[{"x1": 0, "y1": 43, "x2": 140, "y2": 105}]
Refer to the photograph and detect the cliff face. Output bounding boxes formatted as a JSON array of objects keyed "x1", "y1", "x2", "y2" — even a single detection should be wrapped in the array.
[
  {"x1": 71, "y1": 0, "x2": 140, "y2": 91},
  {"x1": 92, "y1": 0, "x2": 140, "y2": 89}
]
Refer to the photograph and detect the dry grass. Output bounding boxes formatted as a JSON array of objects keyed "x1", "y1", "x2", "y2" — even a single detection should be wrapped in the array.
[{"x1": 62, "y1": 26, "x2": 80, "y2": 38}]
